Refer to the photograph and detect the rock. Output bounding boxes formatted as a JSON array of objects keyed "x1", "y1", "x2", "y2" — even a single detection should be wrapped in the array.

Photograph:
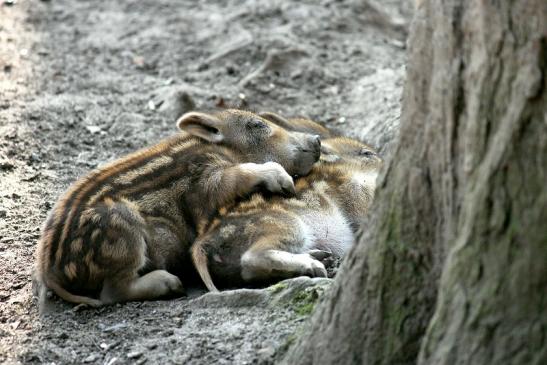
[
  {"x1": 192, "y1": 277, "x2": 332, "y2": 310},
  {"x1": 3, "y1": 128, "x2": 17, "y2": 140},
  {"x1": 83, "y1": 353, "x2": 101, "y2": 363},
  {"x1": 85, "y1": 125, "x2": 101, "y2": 134},
  {"x1": 28, "y1": 153, "x2": 41, "y2": 163},
  {"x1": 146, "y1": 343, "x2": 158, "y2": 350},
  {"x1": 257, "y1": 339, "x2": 277, "y2": 359},
  {"x1": 133, "y1": 56, "x2": 156, "y2": 71},
  {"x1": 257, "y1": 346, "x2": 276, "y2": 359},
  {"x1": 40, "y1": 201, "x2": 52, "y2": 210},
  {"x1": 99, "y1": 341, "x2": 120, "y2": 351},
  {"x1": 127, "y1": 350, "x2": 143, "y2": 359},
  {"x1": 0, "y1": 159, "x2": 14, "y2": 171},
  {"x1": 192, "y1": 288, "x2": 270, "y2": 308},
  {"x1": 101, "y1": 323, "x2": 128, "y2": 333},
  {"x1": 104, "y1": 357, "x2": 118, "y2": 365}
]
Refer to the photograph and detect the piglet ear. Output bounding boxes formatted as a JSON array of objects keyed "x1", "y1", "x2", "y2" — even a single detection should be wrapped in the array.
[
  {"x1": 258, "y1": 111, "x2": 293, "y2": 130},
  {"x1": 176, "y1": 112, "x2": 224, "y2": 143},
  {"x1": 319, "y1": 142, "x2": 340, "y2": 163},
  {"x1": 259, "y1": 111, "x2": 332, "y2": 138}
]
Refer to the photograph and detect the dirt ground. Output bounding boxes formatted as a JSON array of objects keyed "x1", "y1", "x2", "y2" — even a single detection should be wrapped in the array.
[{"x1": 0, "y1": 0, "x2": 411, "y2": 363}]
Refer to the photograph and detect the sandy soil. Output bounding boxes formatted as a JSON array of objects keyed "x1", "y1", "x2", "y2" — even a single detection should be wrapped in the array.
[{"x1": 0, "y1": 0, "x2": 411, "y2": 363}]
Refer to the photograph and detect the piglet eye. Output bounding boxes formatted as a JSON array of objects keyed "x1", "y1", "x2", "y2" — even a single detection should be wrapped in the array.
[
  {"x1": 359, "y1": 149, "x2": 375, "y2": 157},
  {"x1": 247, "y1": 120, "x2": 267, "y2": 130}
]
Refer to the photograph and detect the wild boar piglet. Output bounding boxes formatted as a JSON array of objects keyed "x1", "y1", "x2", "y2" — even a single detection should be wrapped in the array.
[
  {"x1": 34, "y1": 109, "x2": 321, "y2": 309},
  {"x1": 192, "y1": 128, "x2": 382, "y2": 291}
]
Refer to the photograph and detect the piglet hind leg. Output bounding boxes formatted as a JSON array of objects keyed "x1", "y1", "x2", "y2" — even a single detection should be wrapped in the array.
[
  {"x1": 100, "y1": 270, "x2": 184, "y2": 304},
  {"x1": 241, "y1": 249, "x2": 327, "y2": 283},
  {"x1": 95, "y1": 231, "x2": 183, "y2": 303},
  {"x1": 94, "y1": 200, "x2": 184, "y2": 303}
]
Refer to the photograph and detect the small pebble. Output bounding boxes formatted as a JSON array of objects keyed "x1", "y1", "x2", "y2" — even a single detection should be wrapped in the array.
[
  {"x1": 104, "y1": 357, "x2": 118, "y2": 365},
  {"x1": 85, "y1": 125, "x2": 101, "y2": 134},
  {"x1": 257, "y1": 346, "x2": 275, "y2": 358},
  {"x1": 127, "y1": 351, "x2": 143, "y2": 359},
  {"x1": 41, "y1": 201, "x2": 52, "y2": 210},
  {"x1": 102, "y1": 323, "x2": 128, "y2": 333},
  {"x1": 0, "y1": 160, "x2": 14, "y2": 170},
  {"x1": 28, "y1": 153, "x2": 41, "y2": 163},
  {"x1": 100, "y1": 341, "x2": 120, "y2": 351},
  {"x1": 83, "y1": 353, "x2": 101, "y2": 363}
]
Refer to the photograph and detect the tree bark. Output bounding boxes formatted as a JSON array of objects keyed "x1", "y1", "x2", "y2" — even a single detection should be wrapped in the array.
[{"x1": 282, "y1": 1, "x2": 546, "y2": 364}]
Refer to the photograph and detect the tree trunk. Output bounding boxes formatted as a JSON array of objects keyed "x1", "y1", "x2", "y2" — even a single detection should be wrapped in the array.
[{"x1": 282, "y1": 1, "x2": 546, "y2": 364}]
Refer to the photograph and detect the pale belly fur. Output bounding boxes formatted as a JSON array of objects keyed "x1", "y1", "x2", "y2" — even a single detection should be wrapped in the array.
[{"x1": 298, "y1": 204, "x2": 354, "y2": 258}]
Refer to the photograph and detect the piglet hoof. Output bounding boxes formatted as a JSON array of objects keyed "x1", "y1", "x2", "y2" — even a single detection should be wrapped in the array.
[
  {"x1": 261, "y1": 162, "x2": 296, "y2": 196},
  {"x1": 304, "y1": 259, "x2": 328, "y2": 278},
  {"x1": 72, "y1": 303, "x2": 91, "y2": 312},
  {"x1": 72, "y1": 298, "x2": 102, "y2": 311},
  {"x1": 308, "y1": 249, "x2": 335, "y2": 268},
  {"x1": 156, "y1": 271, "x2": 185, "y2": 297},
  {"x1": 307, "y1": 249, "x2": 332, "y2": 260}
]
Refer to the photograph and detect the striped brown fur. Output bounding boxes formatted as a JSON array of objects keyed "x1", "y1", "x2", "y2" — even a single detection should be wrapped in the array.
[
  {"x1": 192, "y1": 134, "x2": 383, "y2": 292},
  {"x1": 34, "y1": 109, "x2": 321, "y2": 309}
]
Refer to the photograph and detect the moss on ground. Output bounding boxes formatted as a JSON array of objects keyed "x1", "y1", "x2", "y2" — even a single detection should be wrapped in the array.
[
  {"x1": 268, "y1": 282, "x2": 289, "y2": 294},
  {"x1": 290, "y1": 287, "x2": 321, "y2": 316}
]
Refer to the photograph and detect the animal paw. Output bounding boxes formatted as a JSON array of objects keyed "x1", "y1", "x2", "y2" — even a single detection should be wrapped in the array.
[
  {"x1": 156, "y1": 270, "x2": 184, "y2": 296},
  {"x1": 295, "y1": 254, "x2": 327, "y2": 278},
  {"x1": 308, "y1": 249, "x2": 335, "y2": 268},
  {"x1": 307, "y1": 249, "x2": 332, "y2": 261},
  {"x1": 259, "y1": 162, "x2": 296, "y2": 196}
]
